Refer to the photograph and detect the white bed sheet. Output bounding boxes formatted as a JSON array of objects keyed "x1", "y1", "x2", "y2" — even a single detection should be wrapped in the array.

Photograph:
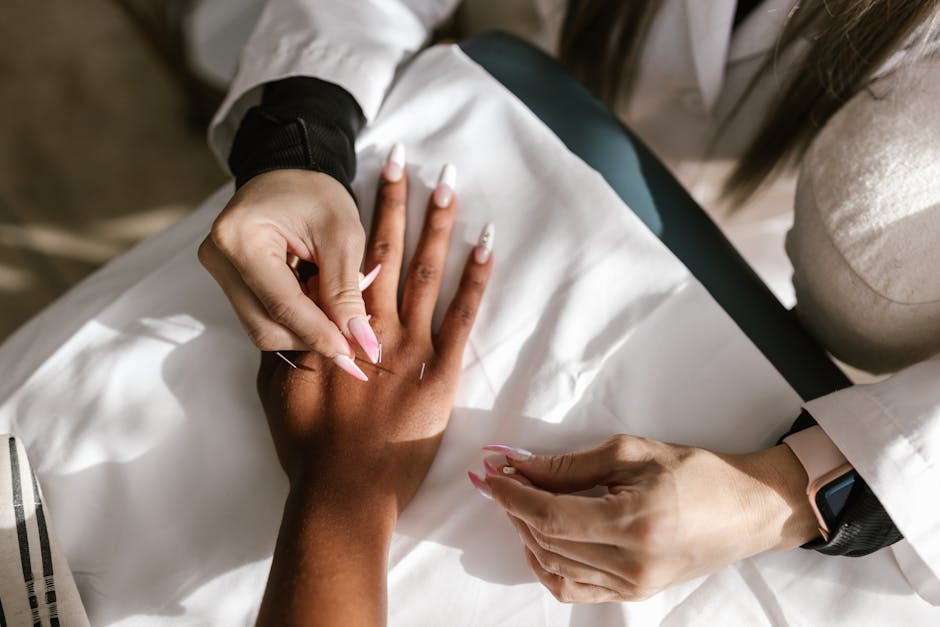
[{"x1": 0, "y1": 45, "x2": 935, "y2": 626}]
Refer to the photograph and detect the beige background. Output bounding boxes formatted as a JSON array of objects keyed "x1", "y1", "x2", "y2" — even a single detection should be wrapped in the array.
[{"x1": 0, "y1": 0, "x2": 226, "y2": 341}]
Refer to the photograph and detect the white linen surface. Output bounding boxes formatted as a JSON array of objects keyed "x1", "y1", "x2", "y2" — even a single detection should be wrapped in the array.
[{"x1": 0, "y1": 45, "x2": 935, "y2": 625}]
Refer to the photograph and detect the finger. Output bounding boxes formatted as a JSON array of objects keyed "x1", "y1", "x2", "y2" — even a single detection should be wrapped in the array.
[
  {"x1": 198, "y1": 237, "x2": 308, "y2": 351},
  {"x1": 483, "y1": 457, "x2": 532, "y2": 485},
  {"x1": 314, "y1": 219, "x2": 380, "y2": 363},
  {"x1": 212, "y1": 226, "x2": 354, "y2": 359},
  {"x1": 487, "y1": 476, "x2": 617, "y2": 543},
  {"x1": 523, "y1": 548, "x2": 624, "y2": 604},
  {"x1": 400, "y1": 163, "x2": 458, "y2": 334},
  {"x1": 435, "y1": 223, "x2": 493, "y2": 374},
  {"x1": 508, "y1": 515, "x2": 628, "y2": 590},
  {"x1": 487, "y1": 435, "x2": 643, "y2": 493},
  {"x1": 364, "y1": 143, "x2": 408, "y2": 317}
]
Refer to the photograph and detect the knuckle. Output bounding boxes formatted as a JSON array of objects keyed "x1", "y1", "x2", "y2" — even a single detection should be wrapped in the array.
[
  {"x1": 460, "y1": 270, "x2": 487, "y2": 292},
  {"x1": 370, "y1": 239, "x2": 396, "y2": 262},
  {"x1": 210, "y1": 216, "x2": 238, "y2": 254},
  {"x1": 628, "y1": 510, "x2": 670, "y2": 550},
  {"x1": 449, "y1": 303, "x2": 476, "y2": 326},
  {"x1": 627, "y1": 516, "x2": 656, "y2": 545},
  {"x1": 410, "y1": 261, "x2": 438, "y2": 287},
  {"x1": 605, "y1": 434, "x2": 639, "y2": 461}
]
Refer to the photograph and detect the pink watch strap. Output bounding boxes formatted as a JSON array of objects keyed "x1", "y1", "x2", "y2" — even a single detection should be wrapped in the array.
[{"x1": 783, "y1": 425, "x2": 848, "y2": 483}]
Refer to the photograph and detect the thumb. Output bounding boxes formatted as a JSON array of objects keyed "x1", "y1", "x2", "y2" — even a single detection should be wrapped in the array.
[
  {"x1": 316, "y1": 230, "x2": 380, "y2": 364},
  {"x1": 483, "y1": 440, "x2": 619, "y2": 493}
]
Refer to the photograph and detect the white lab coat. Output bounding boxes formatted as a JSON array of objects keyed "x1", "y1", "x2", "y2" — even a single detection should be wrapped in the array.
[{"x1": 207, "y1": 0, "x2": 940, "y2": 604}]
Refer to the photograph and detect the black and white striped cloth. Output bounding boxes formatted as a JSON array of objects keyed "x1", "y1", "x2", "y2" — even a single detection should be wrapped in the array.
[{"x1": 1, "y1": 436, "x2": 88, "y2": 627}]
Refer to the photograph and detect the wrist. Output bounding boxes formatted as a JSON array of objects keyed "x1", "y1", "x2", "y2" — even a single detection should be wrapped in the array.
[
  {"x1": 742, "y1": 445, "x2": 821, "y2": 552},
  {"x1": 289, "y1": 471, "x2": 399, "y2": 538}
]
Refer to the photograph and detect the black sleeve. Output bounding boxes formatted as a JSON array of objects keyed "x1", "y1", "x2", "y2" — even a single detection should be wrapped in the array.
[
  {"x1": 227, "y1": 77, "x2": 366, "y2": 200},
  {"x1": 780, "y1": 411, "x2": 903, "y2": 556}
]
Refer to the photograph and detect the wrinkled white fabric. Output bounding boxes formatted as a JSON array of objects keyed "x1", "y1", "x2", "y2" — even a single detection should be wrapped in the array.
[{"x1": 1, "y1": 45, "x2": 936, "y2": 625}]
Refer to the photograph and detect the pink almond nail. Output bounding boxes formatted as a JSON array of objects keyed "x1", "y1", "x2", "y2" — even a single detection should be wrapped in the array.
[
  {"x1": 359, "y1": 264, "x2": 382, "y2": 291},
  {"x1": 482, "y1": 444, "x2": 534, "y2": 461},
  {"x1": 348, "y1": 316, "x2": 380, "y2": 364},
  {"x1": 333, "y1": 354, "x2": 368, "y2": 381},
  {"x1": 483, "y1": 458, "x2": 500, "y2": 477},
  {"x1": 467, "y1": 471, "x2": 492, "y2": 499}
]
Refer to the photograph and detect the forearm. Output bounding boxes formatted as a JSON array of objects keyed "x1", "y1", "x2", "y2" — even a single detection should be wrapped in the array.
[{"x1": 256, "y1": 481, "x2": 397, "y2": 627}]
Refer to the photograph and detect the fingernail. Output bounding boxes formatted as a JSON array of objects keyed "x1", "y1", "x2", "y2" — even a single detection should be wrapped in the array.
[
  {"x1": 467, "y1": 471, "x2": 492, "y2": 500},
  {"x1": 433, "y1": 163, "x2": 457, "y2": 207},
  {"x1": 348, "y1": 316, "x2": 380, "y2": 364},
  {"x1": 483, "y1": 458, "x2": 500, "y2": 477},
  {"x1": 359, "y1": 264, "x2": 381, "y2": 291},
  {"x1": 482, "y1": 445, "x2": 533, "y2": 462},
  {"x1": 474, "y1": 223, "x2": 494, "y2": 264},
  {"x1": 383, "y1": 143, "x2": 405, "y2": 182},
  {"x1": 333, "y1": 354, "x2": 369, "y2": 381}
]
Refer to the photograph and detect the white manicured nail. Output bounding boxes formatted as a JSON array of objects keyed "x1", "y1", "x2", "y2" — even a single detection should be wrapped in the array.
[
  {"x1": 433, "y1": 163, "x2": 457, "y2": 207},
  {"x1": 383, "y1": 143, "x2": 405, "y2": 182},
  {"x1": 474, "y1": 223, "x2": 494, "y2": 264}
]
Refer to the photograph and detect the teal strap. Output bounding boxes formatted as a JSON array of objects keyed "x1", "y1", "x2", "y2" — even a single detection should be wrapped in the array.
[{"x1": 461, "y1": 32, "x2": 849, "y2": 400}]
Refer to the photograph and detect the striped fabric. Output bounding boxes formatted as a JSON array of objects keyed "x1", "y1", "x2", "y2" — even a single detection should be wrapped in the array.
[{"x1": 1, "y1": 436, "x2": 88, "y2": 627}]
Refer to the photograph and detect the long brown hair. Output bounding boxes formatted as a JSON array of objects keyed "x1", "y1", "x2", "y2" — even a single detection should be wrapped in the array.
[{"x1": 559, "y1": 1, "x2": 940, "y2": 203}]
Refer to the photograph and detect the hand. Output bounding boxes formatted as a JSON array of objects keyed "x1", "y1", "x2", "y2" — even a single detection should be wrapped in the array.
[
  {"x1": 257, "y1": 161, "x2": 493, "y2": 511},
  {"x1": 198, "y1": 169, "x2": 379, "y2": 367},
  {"x1": 475, "y1": 435, "x2": 819, "y2": 603},
  {"x1": 254, "y1": 159, "x2": 492, "y2": 626}
]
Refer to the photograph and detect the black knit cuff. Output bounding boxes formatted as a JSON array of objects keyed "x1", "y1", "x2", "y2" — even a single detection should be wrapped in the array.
[
  {"x1": 779, "y1": 410, "x2": 902, "y2": 556},
  {"x1": 228, "y1": 77, "x2": 365, "y2": 200}
]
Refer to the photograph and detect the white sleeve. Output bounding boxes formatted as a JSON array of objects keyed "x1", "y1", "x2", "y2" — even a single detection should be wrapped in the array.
[
  {"x1": 207, "y1": 0, "x2": 461, "y2": 167},
  {"x1": 789, "y1": 60, "x2": 940, "y2": 605},
  {"x1": 805, "y1": 357, "x2": 940, "y2": 605}
]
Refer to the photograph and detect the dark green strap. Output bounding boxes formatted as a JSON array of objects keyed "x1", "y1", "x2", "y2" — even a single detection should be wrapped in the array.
[{"x1": 461, "y1": 32, "x2": 850, "y2": 401}]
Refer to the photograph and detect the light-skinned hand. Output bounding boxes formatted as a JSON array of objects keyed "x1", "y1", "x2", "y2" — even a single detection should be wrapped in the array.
[
  {"x1": 198, "y1": 168, "x2": 380, "y2": 374},
  {"x1": 473, "y1": 435, "x2": 819, "y2": 603}
]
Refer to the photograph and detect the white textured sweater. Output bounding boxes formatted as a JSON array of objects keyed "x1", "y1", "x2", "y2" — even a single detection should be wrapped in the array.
[{"x1": 787, "y1": 60, "x2": 940, "y2": 373}]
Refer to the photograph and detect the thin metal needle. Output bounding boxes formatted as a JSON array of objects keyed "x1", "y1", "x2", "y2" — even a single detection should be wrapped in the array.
[
  {"x1": 276, "y1": 351, "x2": 298, "y2": 369},
  {"x1": 377, "y1": 342, "x2": 383, "y2": 364},
  {"x1": 419, "y1": 362, "x2": 426, "y2": 381}
]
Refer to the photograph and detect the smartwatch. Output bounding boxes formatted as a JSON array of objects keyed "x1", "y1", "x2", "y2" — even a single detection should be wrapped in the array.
[{"x1": 783, "y1": 425, "x2": 856, "y2": 541}]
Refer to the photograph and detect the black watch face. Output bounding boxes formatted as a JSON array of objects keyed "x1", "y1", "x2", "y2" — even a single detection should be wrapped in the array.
[{"x1": 815, "y1": 471, "x2": 857, "y2": 525}]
